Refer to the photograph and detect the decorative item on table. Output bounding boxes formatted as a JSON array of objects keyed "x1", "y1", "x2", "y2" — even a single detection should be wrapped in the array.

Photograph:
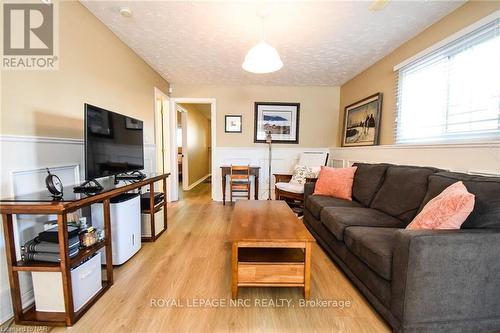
[
  {"x1": 45, "y1": 168, "x2": 64, "y2": 199},
  {"x1": 225, "y1": 115, "x2": 242, "y2": 133},
  {"x1": 21, "y1": 236, "x2": 80, "y2": 263},
  {"x1": 79, "y1": 226, "x2": 98, "y2": 247},
  {"x1": 341, "y1": 93, "x2": 382, "y2": 147},
  {"x1": 254, "y1": 102, "x2": 299, "y2": 144}
]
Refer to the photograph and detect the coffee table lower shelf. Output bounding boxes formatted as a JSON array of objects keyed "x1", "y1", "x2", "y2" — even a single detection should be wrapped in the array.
[{"x1": 231, "y1": 244, "x2": 312, "y2": 299}]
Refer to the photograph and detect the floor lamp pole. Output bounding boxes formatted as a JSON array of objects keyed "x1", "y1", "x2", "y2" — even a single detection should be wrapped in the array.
[{"x1": 266, "y1": 131, "x2": 272, "y2": 200}]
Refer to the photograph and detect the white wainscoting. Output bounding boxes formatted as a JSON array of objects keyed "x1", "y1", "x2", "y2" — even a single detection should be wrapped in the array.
[
  {"x1": 0, "y1": 135, "x2": 156, "y2": 324},
  {"x1": 212, "y1": 147, "x2": 331, "y2": 202},
  {"x1": 330, "y1": 142, "x2": 500, "y2": 175}
]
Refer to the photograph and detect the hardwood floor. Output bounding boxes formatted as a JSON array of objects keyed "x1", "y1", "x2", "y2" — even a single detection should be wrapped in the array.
[{"x1": 20, "y1": 183, "x2": 390, "y2": 332}]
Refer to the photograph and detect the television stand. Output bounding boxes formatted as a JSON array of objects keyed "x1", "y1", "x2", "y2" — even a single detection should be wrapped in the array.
[
  {"x1": 73, "y1": 179, "x2": 103, "y2": 193},
  {"x1": 114, "y1": 170, "x2": 147, "y2": 183}
]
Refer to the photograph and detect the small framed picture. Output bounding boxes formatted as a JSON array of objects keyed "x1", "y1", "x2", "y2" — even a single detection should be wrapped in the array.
[{"x1": 225, "y1": 115, "x2": 242, "y2": 133}]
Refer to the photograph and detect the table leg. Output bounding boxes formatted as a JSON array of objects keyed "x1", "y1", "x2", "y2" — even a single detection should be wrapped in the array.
[
  {"x1": 254, "y1": 175, "x2": 259, "y2": 200},
  {"x1": 149, "y1": 182, "x2": 155, "y2": 238},
  {"x1": 222, "y1": 173, "x2": 226, "y2": 205},
  {"x1": 231, "y1": 242, "x2": 238, "y2": 298},
  {"x1": 304, "y1": 242, "x2": 312, "y2": 299},
  {"x1": 103, "y1": 199, "x2": 114, "y2": 284},
  {"x1": 57, "y1": 213, "x2": 75, "y2": 325},
  {"x1": 2, "y1": 214, "x2": 22, "y2": 323}
]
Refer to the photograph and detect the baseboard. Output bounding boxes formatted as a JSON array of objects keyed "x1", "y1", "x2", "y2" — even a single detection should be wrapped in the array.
[{"x1": 186, "y1": 174, "x2": 211, "y2": 190}]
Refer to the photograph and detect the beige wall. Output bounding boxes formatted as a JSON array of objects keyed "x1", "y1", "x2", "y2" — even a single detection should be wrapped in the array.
[
  {"x1": 0, "y1": 1, "x2": 169, "y2": 144},
  {"x1": 173, "y1": 85, "x2": 340, "y2": 147},
  {"x1": 180, "y1": 103, "x2": 211, "y2": 186},
  {"x1": 338, "y1": 1, "x2": 500, "y2": 146}
]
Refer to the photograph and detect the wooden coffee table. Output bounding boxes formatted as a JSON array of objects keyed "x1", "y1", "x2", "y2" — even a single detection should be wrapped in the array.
[{"x1": 229, "y1": 200, "x2": 315, "y2": 298}]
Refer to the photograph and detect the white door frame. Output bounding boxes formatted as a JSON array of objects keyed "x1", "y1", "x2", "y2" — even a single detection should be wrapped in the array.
[
  {"x1": 169, "y1": 97, "x2": 216, "y2": 201},
  {"x1": 176, "y1": 105, "x2": 189, "y2": 191},
  {"x1": 154, "y1": 87, "x2": 171, "y2": 201}
]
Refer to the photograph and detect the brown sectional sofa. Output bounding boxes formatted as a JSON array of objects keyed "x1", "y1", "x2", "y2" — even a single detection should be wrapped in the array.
[{"x1": 303, "y1": 163, "x2": 500, "y2": 333}]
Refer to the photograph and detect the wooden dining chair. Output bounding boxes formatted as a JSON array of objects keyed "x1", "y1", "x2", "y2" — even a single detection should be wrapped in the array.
[{"x1": 230, "y1": 165, "x2": 251, "y2": 203}]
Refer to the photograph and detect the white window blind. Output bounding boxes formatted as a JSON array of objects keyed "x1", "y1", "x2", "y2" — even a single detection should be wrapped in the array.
[{"x1": 395, "y1": 18, "x2": 500, "y2": 144}]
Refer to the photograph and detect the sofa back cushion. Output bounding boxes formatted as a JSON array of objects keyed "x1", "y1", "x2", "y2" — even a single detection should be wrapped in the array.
[
  {"x1": 352, "y1": 163, "x2": 391, "y2": 207},
  {"x1": 420, "y1": 171, "x2": 500, "y2": 229},
  {"x1": 370, "y1": 165, "x2": 440, "y2": 223}
]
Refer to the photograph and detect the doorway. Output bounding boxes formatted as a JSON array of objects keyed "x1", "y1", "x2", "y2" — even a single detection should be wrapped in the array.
[
  {"x1": 176, "y1": 103, "x2": 212, "y2": 199},
  {"x1": 154, "y1": 87, "x2": 171, "y2": 201},
  {"x1": 169, "y1": 98, "x2": 216, "y2": 201}
]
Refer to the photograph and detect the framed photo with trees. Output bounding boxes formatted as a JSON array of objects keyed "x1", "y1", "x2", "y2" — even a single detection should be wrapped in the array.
[{"x1": 341, "y1": 93, "x2": 382, "y2": 147}]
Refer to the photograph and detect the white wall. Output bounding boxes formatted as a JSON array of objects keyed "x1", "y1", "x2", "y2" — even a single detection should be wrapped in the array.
[
  {"x1": 0, "y1": 135, "x2": 156, "y2": 323},
  {"x1": 330, "y1": 143, "x2": 500, "y2": 175}
]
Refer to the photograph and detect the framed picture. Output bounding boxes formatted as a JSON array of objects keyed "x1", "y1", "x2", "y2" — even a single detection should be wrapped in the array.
[
  {"x1": 225, "y1": 115, "x2": 242, "y2": 133},
  {"x1": 254, "y1": 102, "x2": 300, "y2": 144},
  {"x1": 125, "y1": 117, "x2": 143, "y2": 130},
  {"x1": 342, "y1": 93, "x2": 383, "y2": 147}
]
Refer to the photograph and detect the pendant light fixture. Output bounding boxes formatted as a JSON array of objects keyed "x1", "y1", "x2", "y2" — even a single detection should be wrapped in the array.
[{"x1": 242, "y1": 11, "x2": 283, "y2": 74}]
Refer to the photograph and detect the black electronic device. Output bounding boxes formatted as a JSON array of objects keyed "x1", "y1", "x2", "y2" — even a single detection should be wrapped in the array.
[
  {"x1": 84, "y1": 103, "x2": 144, "y2": 181},
  {"x1": 140, "y1": 192, "x2": 165, "y2": 210},
  {"x1": 45, "y1": 168, "x2": 63, "y2": 198},
  {"x1": 73, "y1": 179, "x2": 103, "y2": 193}
]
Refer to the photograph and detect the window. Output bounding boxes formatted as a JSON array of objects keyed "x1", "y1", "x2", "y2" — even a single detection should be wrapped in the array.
[{"x1": 395, "y1": 17, "x2": 500, "y2": 144}]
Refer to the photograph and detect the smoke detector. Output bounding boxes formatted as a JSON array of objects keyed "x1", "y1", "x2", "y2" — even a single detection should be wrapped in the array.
[{"x1": 119, "y1": 7, "x2": 133, "y2": 18}]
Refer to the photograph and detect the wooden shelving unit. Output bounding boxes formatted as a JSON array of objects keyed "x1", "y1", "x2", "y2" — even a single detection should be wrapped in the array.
[
  {"x1": 141, "y1": 181, "x2": 167, "y2": 242},
  {"x1": 0, "y1": 173, "x2": 170, "y2": 326}
]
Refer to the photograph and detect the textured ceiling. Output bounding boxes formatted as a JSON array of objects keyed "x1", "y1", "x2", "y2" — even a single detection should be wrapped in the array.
[{"x1": 81, "y1": 1, "x2": 464, "y2": 86}]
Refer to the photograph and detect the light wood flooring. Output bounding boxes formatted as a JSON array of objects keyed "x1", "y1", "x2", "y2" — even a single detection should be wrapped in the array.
[{"x1": 21, "y1": 183, "x2": 390, "y2": 332}]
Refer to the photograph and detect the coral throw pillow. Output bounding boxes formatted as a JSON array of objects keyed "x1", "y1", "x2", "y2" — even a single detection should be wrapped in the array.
[
  {"x1": 313, "y1": 166, "x2": 357, "y2": 201},
  {"x1": 406, "y1": 181, "x2": 475, "y2": 230}
]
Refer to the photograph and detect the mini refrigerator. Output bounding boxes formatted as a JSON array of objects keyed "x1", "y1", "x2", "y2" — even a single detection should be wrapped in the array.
[{"x1": 91, "y1": 193, "x2": 141, "y2": 265}]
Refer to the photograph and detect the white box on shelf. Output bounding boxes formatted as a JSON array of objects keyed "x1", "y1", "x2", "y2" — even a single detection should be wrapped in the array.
[
  {"x1": 32, "y1": 254, "x2": 102, "y2": 312},
  {"x1": 141, "y1": 209, "x2": 164, "y2": 237}
]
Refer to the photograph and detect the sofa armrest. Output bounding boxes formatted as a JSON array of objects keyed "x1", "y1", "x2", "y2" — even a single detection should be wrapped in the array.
[
  {"x1": 304, "y1": 182, "x2": 316, "y2": 200},
  {"x1": 391, "y1": 229, "x2": 500, "y2": 329},
  {"x1": 274, "y1": 173, "x2": 292, "y2": 183}
]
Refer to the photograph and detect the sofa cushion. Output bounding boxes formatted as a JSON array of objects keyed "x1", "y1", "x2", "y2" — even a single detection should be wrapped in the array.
[
  {"x1": 305, "y1": 195, "x2": 362, "y2": 219},
  {"x1": 352, "y1": 163, "x2": 391, "y2": 206},
  {"x1": 370, "y1": 166, "x2": 440, "y2": 223},
  {"x1": 420, "y1": 172, "x2": 500, "y2": 229},
  {"x1": 320, "y1": 207, "x2": 405, "y2": 241},
  {"x1": 344, "y1": 227, "x2": 397, "y2": 281}
]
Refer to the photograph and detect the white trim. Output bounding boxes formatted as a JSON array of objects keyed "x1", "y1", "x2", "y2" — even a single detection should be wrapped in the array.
[
  {"x1": 169, "y1": 97, "x2": 217, "y2": 201},
  {"x1": 0, "y1": 135, "x2": 83, "y2": 145},
  {"x1": 0, "y1": 135, "x2": 155, "y2": 148},
  {"x1": 394, "y1": 9, "x2": 500, "y2": 71},
  {"x1": 185, "y1": 174, "x2": 211, "y2": 191},
  {"x1": 332, "y1": 141, "x2": 500, "y2": 151},
  {"x1": 180, "y1": 111, "x2": 189, "y2": 191}
]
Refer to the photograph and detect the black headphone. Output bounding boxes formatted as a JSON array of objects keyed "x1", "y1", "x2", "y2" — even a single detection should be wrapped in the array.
[{"x1": 45, "y1": 168, "x2": 64, "y2": 198}]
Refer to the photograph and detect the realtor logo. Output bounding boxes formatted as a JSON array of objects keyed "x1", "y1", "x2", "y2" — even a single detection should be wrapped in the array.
[{"x1": 2, "y1": 1, "x2": 59, "y2": 70}]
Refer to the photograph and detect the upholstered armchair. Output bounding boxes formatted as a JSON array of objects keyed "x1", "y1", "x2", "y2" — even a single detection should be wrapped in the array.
[{"x1": 274, "y1": 152, "x2": 329, "y2": 206}]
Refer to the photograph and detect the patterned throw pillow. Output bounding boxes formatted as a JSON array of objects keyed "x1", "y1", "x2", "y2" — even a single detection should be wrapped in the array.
[
  {"x1": 290, "y1": 165, "x2": 316, "y2": 185},
  {"x1": 406, "y1": 181, "x2": 475, "y2": 230}
]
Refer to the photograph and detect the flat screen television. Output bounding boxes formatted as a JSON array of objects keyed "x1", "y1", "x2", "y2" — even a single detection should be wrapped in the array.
[{"x1": 84, "y1": 103, "x2": 144, "y2": 180}]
